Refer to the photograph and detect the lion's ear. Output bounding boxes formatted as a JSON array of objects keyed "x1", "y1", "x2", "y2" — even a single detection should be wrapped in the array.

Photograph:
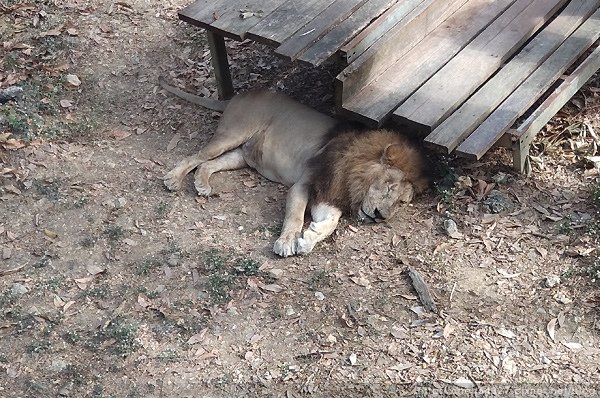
[{"x1": 381, "y1": 144, "x2": 404, "y2": 165}]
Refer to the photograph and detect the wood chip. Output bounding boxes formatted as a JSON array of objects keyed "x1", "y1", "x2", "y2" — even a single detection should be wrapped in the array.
[{"x1": 407, "y1": 266, "x2": 437, "y2": 313}]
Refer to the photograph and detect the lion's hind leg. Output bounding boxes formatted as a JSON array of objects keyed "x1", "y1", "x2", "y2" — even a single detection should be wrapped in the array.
[
  {"x1": 163, "y1": 127, "x2": 253, "y2": 192},
  {"x1": 296, "y1": 203, "x2": 342, "y2": 256},
  {"x1": 193, "y1": 148, "x2": 247, "y2": 196}
]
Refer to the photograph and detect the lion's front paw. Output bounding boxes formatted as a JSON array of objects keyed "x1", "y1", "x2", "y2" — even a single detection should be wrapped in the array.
[
  {"x1": 163, "y1": 169, "x2": 184, "y2": 191},
  {"x1": 296, "y1": 237, "x2": 316, "y2": 256},
  {"x1": 273, "y1": 234, "x2": 298, "y2": 257}
]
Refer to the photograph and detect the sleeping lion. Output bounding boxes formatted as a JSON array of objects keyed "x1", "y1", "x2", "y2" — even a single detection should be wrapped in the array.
[{"x1": 160, "y1": 78, "x2": 429, "y2": 257}]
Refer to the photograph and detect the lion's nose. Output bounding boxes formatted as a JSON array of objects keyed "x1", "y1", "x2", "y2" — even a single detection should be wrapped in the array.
[{"x1": 374, "y1": 209, "x2": 384, "y2": 219}]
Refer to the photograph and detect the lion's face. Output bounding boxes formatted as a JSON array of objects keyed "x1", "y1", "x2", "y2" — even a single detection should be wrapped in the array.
[{"x1": 357, "y1": 168, "x2": 415, "y2": 223}]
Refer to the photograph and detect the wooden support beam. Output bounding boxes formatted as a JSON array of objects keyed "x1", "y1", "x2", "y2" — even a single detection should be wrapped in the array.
[
  {"x1": 510, "y1": 44, "x2": 600, "y2": 172},
  {"x1": 454, "y1": 8, "x2": 600, "y2": 160},
  {"x1": 392, "y1": 0, "x2": 567, "y2": 134},
  {"x1": 425, "y1": 0, "x2": 600, "y2": 154},
  {"x1": 206, "y1": 31, "x2": 234, "y2": 100}
]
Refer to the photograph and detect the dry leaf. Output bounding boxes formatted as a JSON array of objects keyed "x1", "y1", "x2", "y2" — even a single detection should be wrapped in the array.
[
  {"x1": 187, "y1": 329, "x2": 208, "y2": 345},
  {"x1": 111, "y1": 130, "x2": 131, "y2": 140},
  {"x1": 167, "y1": 133, "x2": 181, "y2": 152},
  {"x1": 562, "y1": 342, "x2": 582, "y2": 350},
  {"x1": 44, "y1": 229, "x2": 58, "y2": 239},
  {"x1": 495, "y1": 327, "x2": 516, "y2": 339},
  {"x1": 53, "y1": 294, "x2": 66, "y2": 308},
  {"x1": 137, "y1": 293, "x2": 152, "y2": 308},
  {"x1": 258, "y1": 283, "x2": 284, "y2": 293},
  {"x1": 65, "y1": 74, "x2": 81, "y2": 87},
  {"x1": 443, "y1": 323, "x2": 454, "y2": 338},
  {"x1": 536, "y1": 247, "x2": 548, "y2": 258},
  {"x1": 60, "y1": 99, "x2": 73, "y2": 108},
  {"x1": 2, "y1": 247, "x2": 12, "y2": 260},
  {"x1": 74, "y1": 276, "x2": 95, "y2": 290},
  {"x1": 452, "y1": 377, "x2": 475, "y2": 389},
  {"x1": 350, "y1": 276, "x2": 370, "y2": 287},
  {"x1": 40, "y1": 28, "x2": 62, "y2": 37},
  {"x1": 86, "y1": 264, "x2": 105, "y2": 275},
  {"x1": 547, "y1": 318, "x2": 557, "y2": 342}
]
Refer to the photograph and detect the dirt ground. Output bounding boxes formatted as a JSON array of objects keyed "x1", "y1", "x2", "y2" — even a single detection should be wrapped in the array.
[{"x1": 1, "y1": 1, "x2": 599, "y2": 397}]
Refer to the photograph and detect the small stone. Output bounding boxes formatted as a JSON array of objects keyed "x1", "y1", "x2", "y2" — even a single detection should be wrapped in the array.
[
  {"x1": 64, "y1": 74, "x2": 81, "y2": 87},
  {"x1": 554, "y1": 291, "x2": 572, "y2": 304},
  {"x1": 50, "y1": 359, "x2": 68, "y2": 372},
  {"x1": 349, "y1": 352, "x2": 357, "y2": 366},
  {"x1": 268, "y1": 268, "x2": 283, "y2": 279},
  {"x1": 482, "y1": 190, "x2": 515, "y2": 214},
  {"x1": 11, "y1": 283, "x2": 28, "y2": 295},
  {"x1": 544, "y1": 275, "x2": 561, "y2": 288},
  {"x1": 114, "y1": 197, "x2": 126, "y2": 208},
  {"x1": 285, "y1": 306, "x2": 295, "y2": 316},
  {"x1": 314, "y1": 291, "x2": 325, "y2": 301}
]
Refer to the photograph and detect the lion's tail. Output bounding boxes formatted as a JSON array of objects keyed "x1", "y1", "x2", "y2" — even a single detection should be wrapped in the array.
[{"x1": 158, "y1": 76, "x2": 229, "y2": 112}]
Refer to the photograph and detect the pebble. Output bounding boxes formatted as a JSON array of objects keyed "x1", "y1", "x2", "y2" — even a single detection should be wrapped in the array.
[
  {"x1": 11, "y1": 283, "x2": 28, "y2": 295},
  {"x1": 545, "y1": 275, "x2": 561, "y2": 288},
  {"x1": 50, "y1": 359, "x2": 68, "y2": 372}
]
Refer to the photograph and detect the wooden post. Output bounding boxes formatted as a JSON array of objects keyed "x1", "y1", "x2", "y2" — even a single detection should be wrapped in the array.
[{"x1": 206, "y1": 31, "x2": 234, "y2": 100}]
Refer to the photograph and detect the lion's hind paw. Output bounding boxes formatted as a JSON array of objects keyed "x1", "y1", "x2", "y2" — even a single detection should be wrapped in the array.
[{"x1": 163, "y1": 170, "x2": 184, "y2": 192}]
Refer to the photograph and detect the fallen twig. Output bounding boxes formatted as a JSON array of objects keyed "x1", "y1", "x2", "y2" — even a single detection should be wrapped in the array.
[
  {"x1": 0, "y1": 265, "x2": 25, "y2": 277},
  {"x1": 407, "y1": 266, "x2": 437, "y2": 313}
]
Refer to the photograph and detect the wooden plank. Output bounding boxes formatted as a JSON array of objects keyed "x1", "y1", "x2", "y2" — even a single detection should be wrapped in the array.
[
  {"x1": 209, "y1": 0, "x2": 288, "y2": 41},
  {"x1": 275, "y1": 0, "x2": 369, "y2": 61},
  {"x1": 339, "y1": 0, "x2": 423, "y2": 64},
  {"x1": 340, "y1": 0, "x2": 516, "y2": 127},
  {"x1": 207, "y1": 31, "x2": 234, "y2": 100},
  {"x1": 393, "y1": 0, "x2": 568, "y2": 134},
  {"x1": 246, "y1": 0, "x2": 336, "y2": 46},
  {"x1": 425, "y1": 0, "x2": 600, "y2": 154},
  {"x1": 510, "y1": 44, "x2": 600, "y2": 172},
  {"x1": 298, "y1": 0, "x2": 399, "y2": 66},
  {"x1": 178, "y1": 0, "x2": 222, "y2": 30},
  {"x1": 335, "y1": 0, "x2": 468, "y2": 105},
  {"x1": 179, "y1": 0, "x2": 287, "y2": 41},
  {"x1": 455, "y1": 9, "x2": 600, "y2": 160}
]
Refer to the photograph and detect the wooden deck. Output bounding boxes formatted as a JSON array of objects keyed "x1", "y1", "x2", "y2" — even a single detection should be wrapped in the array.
[{"x1": 177, "y1": 0, "x2": 600, "y2": 172}]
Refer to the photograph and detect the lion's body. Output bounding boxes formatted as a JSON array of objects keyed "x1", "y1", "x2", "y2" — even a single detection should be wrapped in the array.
[{"x1": 162, "y1": 84, "x2": 428, "y2": 257}]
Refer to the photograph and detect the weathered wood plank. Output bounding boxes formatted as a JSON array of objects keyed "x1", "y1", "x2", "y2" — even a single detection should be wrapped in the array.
[
  {"x1": 179, "y1": 0, "x2": 287, "y2": 41},
  {"x1": 393, "y1": 0, "x2": 567, "y2": 134},
  {"x1": 335, "y1": 0, "x2": 468, "y2": 105},
  {"x1": 340, "y1": 0, "x2": 424, "y2": 64},
  {"x1": 208, "y1": 0, "x2": 288, "y2": 41},
  {"x1": 178, "y1": 0, "x2": 221, "y2": 30},
  {"x1": 425, "y1": 0, "x2": 599, "y2": 154},
  {"x1": 455, "y1": 8, "x2": 600, "y2": 160},
  {"x1": 510, "y1": 44, "x2": 600, "y2": 172},
  {"x1": 246, "y1": 0, "x2": 336, "y2": 46},
  {"x1": 340, "y1": 0, "x2": 516, "y2": 127},
  {"x1": 298, "y1": 0, "x2": 399, "y2": 66},
  {"x1": 275, "y1": 0, "x2": 369, "y2": 61}
]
